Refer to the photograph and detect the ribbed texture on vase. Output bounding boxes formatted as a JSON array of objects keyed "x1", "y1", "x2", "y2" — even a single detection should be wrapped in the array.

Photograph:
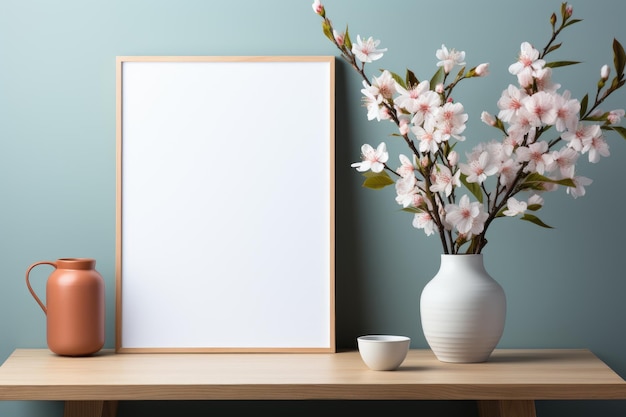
[{"x1": 425, "y1": 334, "x2": 502, "y2": 363}]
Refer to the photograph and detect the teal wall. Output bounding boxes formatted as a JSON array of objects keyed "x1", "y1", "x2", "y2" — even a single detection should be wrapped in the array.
[{"x1": 1, "y1": 0, "x2": 626, "y2": 415}]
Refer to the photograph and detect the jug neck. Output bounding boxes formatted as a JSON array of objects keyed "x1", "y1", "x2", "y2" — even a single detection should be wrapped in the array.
[{"x1": 56, "y1": 258, "x2": 96, "y2": 270}]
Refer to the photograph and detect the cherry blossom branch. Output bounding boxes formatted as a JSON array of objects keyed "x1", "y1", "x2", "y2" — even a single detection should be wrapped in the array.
[{"x1": 314, "y1": 0, "x2": 626, "y2": 255}]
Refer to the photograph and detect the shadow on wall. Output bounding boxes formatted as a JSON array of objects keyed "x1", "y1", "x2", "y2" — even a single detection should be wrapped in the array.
[{"x1": 332, "y1": 60, "x2": 371, "y2": 350}]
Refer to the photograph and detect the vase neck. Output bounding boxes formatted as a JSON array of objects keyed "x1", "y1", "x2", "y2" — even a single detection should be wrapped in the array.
[{"x1": 438, "y1": 254, "x2": 486, "y2": 274}]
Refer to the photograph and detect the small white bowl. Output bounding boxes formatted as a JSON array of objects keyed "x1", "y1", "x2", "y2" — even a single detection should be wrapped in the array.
[{"x1": 357, "y1": 335, "x2": 411, "y2": 371}]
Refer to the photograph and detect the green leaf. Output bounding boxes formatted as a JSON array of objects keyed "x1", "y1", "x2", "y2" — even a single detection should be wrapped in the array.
[
  {"x1": 389, "y1": 71, "x2": 406, "y2": 89},
  {"x1": 344, "y1": 26, "x2": 352, "y2": 51},
  {"x1": 603, "y1": 125, "x2": 626, "y2": 140},
  {"x1": 460, "y1": 174, "x2": 483, "y2": 203},
  {"x1": 322, "y1": 20, "x2": 334, "y2": 43},
  {"x1": 406, "y1": 69, "x2": 419, "y2": 88},
  {"x1": 520, "y1": 213, "x2": 554, "y2": 229},
  {"x1": 430, "y1": 67, "x2": 444, "y2": 91},
  {"x1": 527, "y1": 204, "x2": 542, "y2": 211},
  {"x1": 560, "y1": 2, "x2": 568, "y2": 20},
  {"x1": 523, "y1": 172, "x2": 575, "y2": 188},
  {"x1": 545, "y1": 60, "x2": 580, "y2": 68},
  {"x1": 614, "y1": 38, "x2": 626, "y2": 78},
  {"x1": 545, "y1": 42, "x2": 562, "y2": 55},
  {"x1": 519, "y1": 183, "x2": 547, "y2": 191},
  {"x1": 362, "y1": 171, "x2": 395, "y2": 190},
  {"x1": 401, "y1": 207, "x2": 421, "y2": 214},
  {"x1": 563, "y1": 18, "x2": 582, "y2": 29},
  {"x1": 579, "y1": 94, "x2": 588, "y2": 118},
  {"x1": 610, "y1": 77, "x2": 626, "y2": 90},
  {"x1": 583, "y1": 112, "x2": 609, "y2": 122}
]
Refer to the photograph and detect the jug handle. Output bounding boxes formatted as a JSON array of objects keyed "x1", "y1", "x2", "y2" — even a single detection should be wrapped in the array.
[{"x1": 25, "y1": 261, "x2": 57, "y2": 315}]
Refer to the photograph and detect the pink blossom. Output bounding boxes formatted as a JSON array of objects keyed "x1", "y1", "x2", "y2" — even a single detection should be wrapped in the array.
[
  {"x1": 515, "y1": 141, "x2": 554, "y2": 174},
  {"x1": 507, "y1": 107, "x2": 537, "y2": 144},
  {"x1": 429, "y1": 164, "x2": 461, "y2": 197},
  {"x1": 553, "y1": 90, "x2": 580, "y2": 132},
  {"x1": 608, "y1": 109, "x2": 625, "y2": 125},
  {"x1": 497, "y1": 85, "x2": 527, "y2": 123},
  {"x1": 412, "y1": 120, "x2": 439, "y2": 154},
  {"x1": 351, "y1": 142, "x2": 389, "y2": 173},
  {"x1": 361, "y1": 80, "x2": 393, "y2": 121},
  {"x1": 436, "y1": 44, "x2": 466, "y2": 74},
  {"x1": 501, "y1": 135, "x2": 519, "y2": 156},
  {"x1": 567, "y1": 175, "x2": 592, "y2": 198},
  {"x1": 561, "y1": 123, "x2": 601, "y2": 152},
  {"x1": 369, "y1": 70, "x2": 396, "y2": 100},
  {"x1": 528, "y1": 194, "x2": 544, "y2": 208},
  {"x1": 397, "y1": 154, "x2": 416, "y2": 178},
  {"x1": 524, "y1": 91, "x2": 557, "y2": 126},
  {"x1": 433, "y1": 102, "x2": 468, "y2": 142},
  {"x1": 395, "y1": 80, "x2": 430, "y2": 114},
  {"x1": 459, "y1": 151, "x2": 499, "y2": 184},
  {"x1": 410, "y1": 90, "x2": 441, "y2": 126},
  {"x1": 498, "y1": 158, "x2": 521, "y2": 188},
  {"x1": 503, "y1": 197, "x2": 528, "y2": 217},
  {"x1": 584, "y1": 134, "x2": 610, "y2": 163},
  {"x1": 551, "y1": 147, "x2": 579, "y2": 178},
  {"x1": 395, "y1": 174, "x2": 418, "y2": 208},
  {"x1": 352, "y1": 35, "x2": 387, "y2": 63},
  {"x1": 508, "y1": 42, "x2": 545, "y2": 87},
  {"x1": 534, "y1": 67, "x2": 561, "y2": 92},
  {"x1": 445, "y1": 195, "x2": 488, "y2": 236},
  {"x1": 447, "y1": 150, "x2": 459, "y2": 166},
  {"x1": 412, "y1": 211, "x2": 436, "y2": 236},
  {"x1": 398, "y1": 117, "x2": 410, "y2": 135}
]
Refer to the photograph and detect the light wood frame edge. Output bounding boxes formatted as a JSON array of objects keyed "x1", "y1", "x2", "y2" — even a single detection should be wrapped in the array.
[{"x1": 115, "y1": 55, "x2": 336, "y2": 353}]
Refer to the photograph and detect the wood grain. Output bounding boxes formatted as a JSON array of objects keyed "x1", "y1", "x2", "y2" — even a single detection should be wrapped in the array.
[{"x1": 1, "y1": 349, "x2": 625, "y2": 401}]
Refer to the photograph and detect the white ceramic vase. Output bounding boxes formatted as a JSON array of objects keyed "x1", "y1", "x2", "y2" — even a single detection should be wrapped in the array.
[{"x1": 420, "y1": 254, "x2": 506, "y2": 363}]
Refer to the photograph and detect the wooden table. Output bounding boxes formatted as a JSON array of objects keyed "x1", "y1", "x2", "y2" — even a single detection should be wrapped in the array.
[{"x1": 1, "y1": 349, "x2": 626, "y2": 417}]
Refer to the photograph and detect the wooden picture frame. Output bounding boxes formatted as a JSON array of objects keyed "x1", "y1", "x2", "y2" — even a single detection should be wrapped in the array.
[{"x1": 115, "y1": 56, "x2": 335, "y2": 352}]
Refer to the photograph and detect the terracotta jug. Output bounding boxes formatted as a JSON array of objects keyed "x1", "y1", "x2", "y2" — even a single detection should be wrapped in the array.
[{"x1": 25, "y1": 258, "x2": 105, "y2": 356}]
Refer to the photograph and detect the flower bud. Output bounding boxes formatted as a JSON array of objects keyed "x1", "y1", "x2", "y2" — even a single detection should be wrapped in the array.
[
  {"x1": 398, "y1": 118, "x2": 410, "y2": 135},
  {"x1": 435, "y1": 83, "x2": 444, "y2": 94},
  {"x1": 601, "y1": 64, "x2": 610, "y2": 80},
  {"x1": 312, "y1": 0, "x2": 325, "y2": 16},
  {"x1": 475, "y1": 63, "x2": 490, "y2": 77},
  {"x1": 550, "y1": 13, "x2": 557, "y2": 27},
  {"x1": 447, "y1": 150, "x2": 459, "y2": 166},
  {"x1": 561, "y1": 3, "x2": 573, "y2": 20},
  {"x1": 333, "y1": 29, "x2": 344, "y2": 47},
  {"x1": 481, "y1": 111, "x2": 496, "y2": 126},
  {"x1": 608, "y1": 109, "x2": 625, "y2": 125}
]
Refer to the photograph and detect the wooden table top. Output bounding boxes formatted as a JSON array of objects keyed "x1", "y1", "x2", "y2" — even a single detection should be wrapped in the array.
[{"x1": 1, "y1": 348, "x2": 625, "y2": 401}]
